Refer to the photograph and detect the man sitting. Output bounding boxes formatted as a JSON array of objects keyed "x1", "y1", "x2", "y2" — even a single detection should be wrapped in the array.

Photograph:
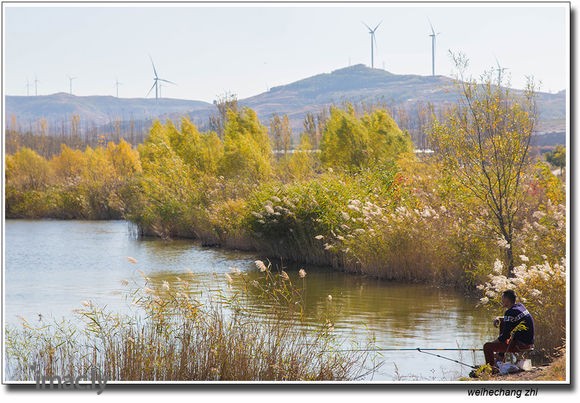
[{"x1": 483, "y1": 290, "x2": 535, "y2": 371}]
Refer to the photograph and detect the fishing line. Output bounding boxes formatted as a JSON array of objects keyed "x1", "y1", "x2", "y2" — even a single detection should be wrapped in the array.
[
  {"x1": 326, "y1": 347, "x2": 481, "y2": 352},
  {"x1": 416, "y1": 348, "x2": 479, "y2": 369}
]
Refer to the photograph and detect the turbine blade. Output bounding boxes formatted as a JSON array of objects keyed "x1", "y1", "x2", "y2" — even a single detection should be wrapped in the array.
[
  {"x1": 428, "y1": 18, "x2": 435, "y2": 35},
  {"x1": 158, "y1": 78, "x2": 176, "y2": 85},
  {"x1": 149, "y1": 55, "x2": 158, "y2": 78},
  {"x1": 373, "y1": 20, "x2": 382, "y2": 32},
  {"x1": 362, "y1": 21, "x2": 372, "y2": 32},
  {"x1": 146, "y1": 81, "x2": 156, "y2": 97}
]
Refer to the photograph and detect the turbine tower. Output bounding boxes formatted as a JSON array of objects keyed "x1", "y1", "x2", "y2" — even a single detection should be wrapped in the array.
[
  {"x1": 115, "y1": 78, "x2": 122, "y2": 98},
  {"x1": 25, "y1": 78, "x2": 30, "y2": 96},
  {"x1": 363, "y1": 21, "x2": 382, "y2": 69},
  {"x1": 494, "y1": 57, "x2": 509, "y2": 85},
  {"x1": 34, "y1": 75, "x2": 39, "y2": 96},
  {"x1": 67, "y1": 75, "x2": 77, "y2": 95},
  {"x1": 428, "y1": 19, "x2": 440, "y2": 76},
  {"x1": 147, "y1": 56, "x2": 175, "y2": 100}
]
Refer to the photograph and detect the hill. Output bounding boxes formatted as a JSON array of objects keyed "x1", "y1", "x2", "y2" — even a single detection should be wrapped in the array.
[
  {"x1": 244, "y1": 65, "x2": 458, "y2": 114},
  {"x1": 237, "y1": 65, "x2": 564, "y2": 133},
  {"x1": 5, "y1": 92, "x2": 211, "y2": 126},
  {"x1": 5, "y1": 65, "x2": 566, "y2": 143}
]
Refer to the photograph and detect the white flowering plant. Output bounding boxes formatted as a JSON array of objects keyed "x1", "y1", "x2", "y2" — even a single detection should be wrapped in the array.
[{"x1": 477, "y1": 258, "x2": 566, "y2": 357}]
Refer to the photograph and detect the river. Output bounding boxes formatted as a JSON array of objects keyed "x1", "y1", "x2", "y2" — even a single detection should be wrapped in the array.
[{"x1": 4, "y1": 219, "x2": 496, "y2": 381}]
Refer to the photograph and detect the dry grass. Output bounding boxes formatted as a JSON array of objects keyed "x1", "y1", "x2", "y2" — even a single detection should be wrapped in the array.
[
  {"x1": 534, "y1": 354, "x2": 566, "y2": 381},
  {"x1": 5, "y1": 262, "x2": 378, "y2": 382}
]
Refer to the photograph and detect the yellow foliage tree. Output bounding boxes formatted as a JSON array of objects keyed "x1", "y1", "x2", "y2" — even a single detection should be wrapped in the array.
[
  {"x1": 320, "y1": 104, "x2": 412, "y2": 170},
  {"x1": 220, "y1": 108, "x2": 272, "y2": 181},
  {"x1": 429, "y1": 53, "x2": 537, "y2": 276}
]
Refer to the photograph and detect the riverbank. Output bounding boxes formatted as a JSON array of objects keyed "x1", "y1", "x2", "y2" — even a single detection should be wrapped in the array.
[{"x1": 461, "y1": 354, "x2": 566, "y2": 382}]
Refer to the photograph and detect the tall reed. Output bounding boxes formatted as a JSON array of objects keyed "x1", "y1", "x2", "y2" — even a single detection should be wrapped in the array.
[{"x1": 5, "y1": 263, "x2": 378, "y2": 381}]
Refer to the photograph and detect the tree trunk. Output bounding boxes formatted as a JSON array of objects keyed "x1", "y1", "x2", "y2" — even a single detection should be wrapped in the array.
[{"x1": 506, "y1": 245, "x2": 514, "y2": 278}]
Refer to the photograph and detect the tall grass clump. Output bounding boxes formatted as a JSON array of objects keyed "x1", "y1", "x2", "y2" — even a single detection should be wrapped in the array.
[
  {"x1": 245, "y1": 166, "x2": 399, "y2": 267},
  {"x1": 477, "y1": 257, "x2": 566, "y2": 360},
  {"x1": 5, "y1": 264, "x2": 378, "y2": 381},
  {"x1": 477, "y1": 197, "x2": 566, "y2": 360}
]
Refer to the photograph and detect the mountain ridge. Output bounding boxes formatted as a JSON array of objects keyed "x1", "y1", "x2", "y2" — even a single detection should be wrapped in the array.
[{"x1": 5, "y1": 64, "x2": 566, "y2": 137}]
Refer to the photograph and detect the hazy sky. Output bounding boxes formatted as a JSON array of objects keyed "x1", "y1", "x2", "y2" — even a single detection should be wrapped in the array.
[{"x1": 3, "y1": 3, "x2": 569, "y2": 102}]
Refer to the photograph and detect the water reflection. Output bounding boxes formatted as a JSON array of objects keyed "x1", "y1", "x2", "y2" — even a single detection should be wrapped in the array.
[{"x1": 5, "y1": 220, "x2": 495, "y2": 381}]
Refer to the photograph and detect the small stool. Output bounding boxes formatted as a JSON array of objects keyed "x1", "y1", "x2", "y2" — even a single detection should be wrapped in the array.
[{"x1": 506, "y1": 346, "x2": 534, "y2": 371}]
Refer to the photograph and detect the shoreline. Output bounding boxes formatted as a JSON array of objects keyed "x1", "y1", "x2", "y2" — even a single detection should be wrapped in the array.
[
  {"x1": 462, "y1": 354, "x2": 566, "y2": 382},
  {"x1": 4, "y1": 216, "x2": 472, "y2": 289}
]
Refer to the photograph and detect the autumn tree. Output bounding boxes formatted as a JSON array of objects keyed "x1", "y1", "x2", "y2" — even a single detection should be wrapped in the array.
[
  {"x1": 320, "y1": 105, "x2": 368, "y2": 169},
  {"x1": 270, "y1": 114, "x2": 284, "y2": 153},
  {"x1": 362, "y1": 109, "x2": 413, "y2": 163},
  {"x1": 303, "y1": 112, "x2": 317, "y2": 147},
  {"x1": 137, "y1": 121, "x2": 199, "y2": 237},
  {"x1": 281, "y1": 115, "x2": 293, "y2": 154},
  {"x1": 6, "y1": 147, "x2": 51, "y2": 191},
  {"x1": 429, "y1": 53, "x2": 537, "y2": 276},
  {"x1": 106, "y1": 139, "x2": 142, "y2": 178},
  {"x1": 286, "y1": 133, "x2": 318, "y2": 181},
  {"x1": 219, "y1": 108, "x2": 272, "y2": 181},
  {"x1": 51, "y1": 144, "x2": 87, "y2": 184},
  {"x1": 302, "y1": 110, "x2": 327, "y2": 149},
  {"x1": 269, "y1": 114, "x2": 293, "y2": 155},
  {"x1": 71, "y1": 114, "x2": 81, "y2": 139},
  {"x1": 320, "y1": 104, "x2": 412, "y2": 170},
  {"x1": 209, "y1": 92, "x2": 238, "y2": 139},
  {"x1": 80, "y1": 146, "x2": 118, "y2": 218},
  {"x1": 181, "y1": 118, "x2": 223, "y2": 175},
  {"x1": 5, "y1": 148, "x2": 53, "y2": 217}
]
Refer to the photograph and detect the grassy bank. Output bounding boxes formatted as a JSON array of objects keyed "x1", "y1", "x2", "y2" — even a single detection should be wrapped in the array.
[{"x1": 462, "y1": 349, "x2": 566, "y2": 382}]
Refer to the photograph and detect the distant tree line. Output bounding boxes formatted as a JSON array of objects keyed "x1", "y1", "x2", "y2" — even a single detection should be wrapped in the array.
[
  {"x1": 5, "y1": 96, "x2": 452, "y2": 158},
  {"x1": 5, "y1": 114, "x2": 149, "y2": 157}
]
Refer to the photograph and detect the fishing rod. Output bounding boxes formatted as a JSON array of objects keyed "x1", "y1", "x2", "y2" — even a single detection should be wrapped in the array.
[
  {"x1": 416, "y1": 348, "x2": 479, "y2": 369},
  {"x1": 326, "y1": 347, "x2": 482, "y2": 352},
  {"x1": 324, "y1": 347, "x2": 481, "y2": 369}
]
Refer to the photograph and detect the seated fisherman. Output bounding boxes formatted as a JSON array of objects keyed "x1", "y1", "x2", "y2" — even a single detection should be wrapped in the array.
[{"x1": 483, "y1": 290, "x2": 535, "y2": 369}]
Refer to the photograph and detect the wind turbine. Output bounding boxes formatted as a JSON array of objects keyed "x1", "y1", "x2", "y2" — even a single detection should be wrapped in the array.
[
  {"x1": 115, "y1": 78, "x2": 122, "y2": 98},
  {"x1": 494, "y1": 57, "x2": 509, "y2": 85},
  {"x1": 25, "y1": 78, "x2": 30, "y2": 96},
  {"x1": 34, "y1": 75, "x2": 39, "y2": 96},
  {"x1": 428, "y1": 18, "x2": 440, "y2": 76},
  {"x1": 362, "y1": 21, "x2": 382, "y2": 69},
  {"x1": 147, "y1": 56, "x2": 176, "y2": 99},
  {"x1": 67, "y1": 75, "x2": 77, "y2": 95}
]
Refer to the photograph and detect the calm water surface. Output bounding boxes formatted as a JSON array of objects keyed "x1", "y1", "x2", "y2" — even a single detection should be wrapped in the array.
[{"x1": 5, "y1": 219, "x2": 495, "y2": 381}]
